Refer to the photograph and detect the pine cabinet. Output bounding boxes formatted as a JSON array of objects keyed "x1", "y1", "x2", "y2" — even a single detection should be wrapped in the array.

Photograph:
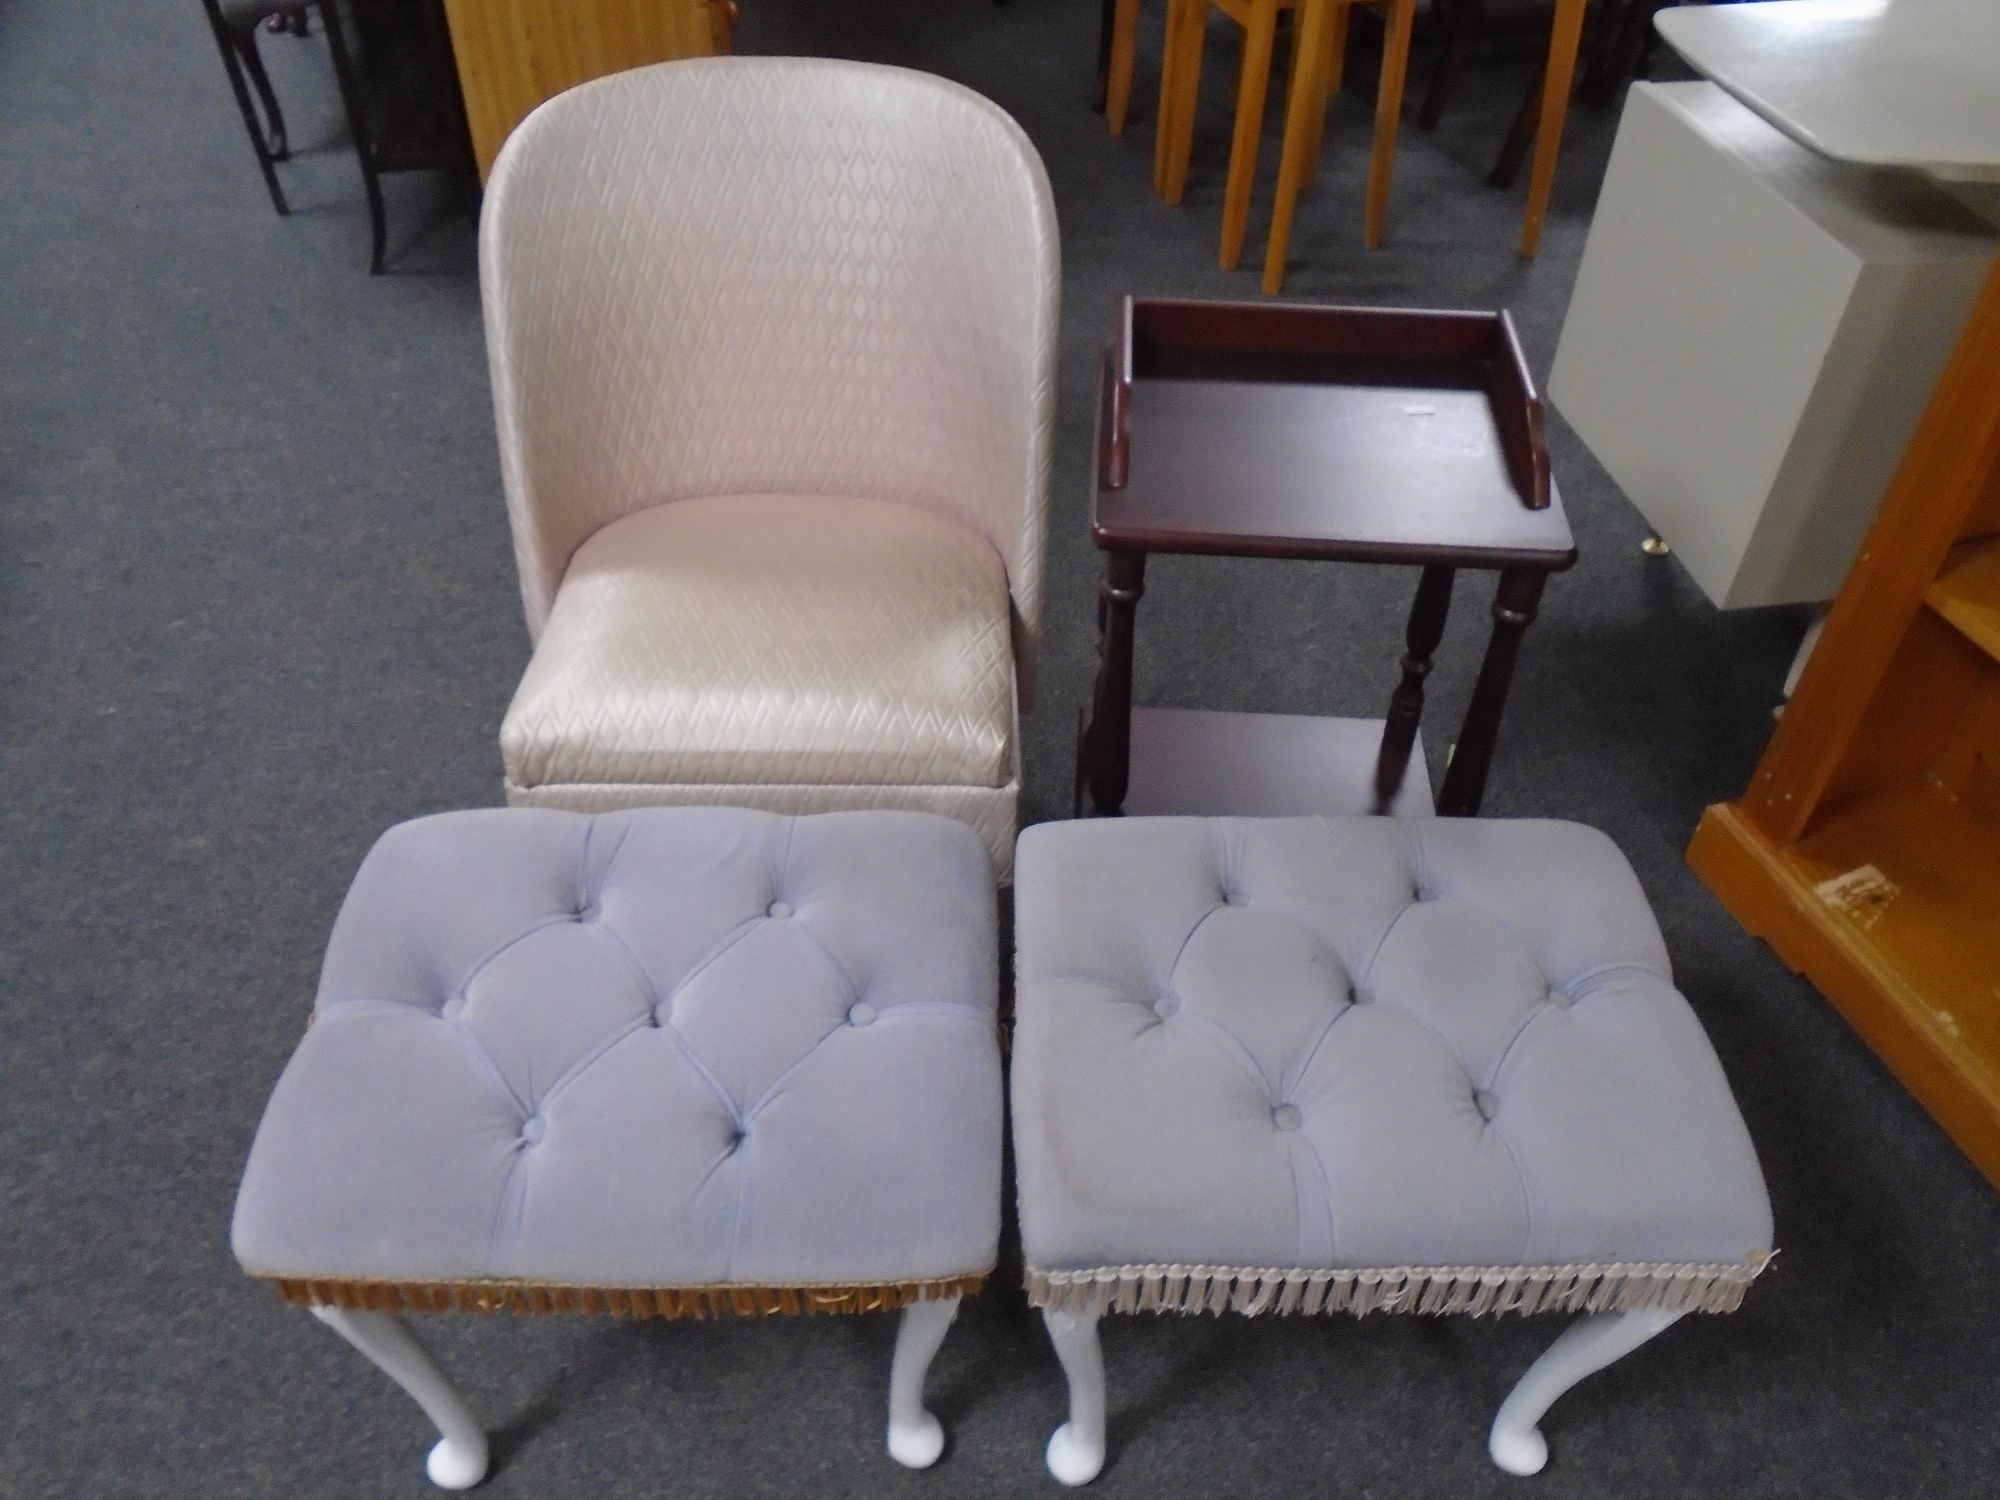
[
  {"x1": 1689, "y1": 256, "x2": 2000, "y2": 1190},
  {"x1": 441, "y1": 0, "x2": 734, "y2": 179}
]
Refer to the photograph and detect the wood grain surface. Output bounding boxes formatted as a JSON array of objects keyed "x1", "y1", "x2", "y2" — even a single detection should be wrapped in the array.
[{"x1": 441, "y1": 0, "x2": 730, "y2": 178}]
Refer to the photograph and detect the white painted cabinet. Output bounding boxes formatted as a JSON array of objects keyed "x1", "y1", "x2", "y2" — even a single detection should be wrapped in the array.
[{"x1": 1548, "y1": 81, "x2": 1994, "y2": 609}]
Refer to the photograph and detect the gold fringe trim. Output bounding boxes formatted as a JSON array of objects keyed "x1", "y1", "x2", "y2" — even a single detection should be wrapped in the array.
[
  {"x1": 1026, "y1": 1255, "x2": 1774, "y2": 1319},
  {"x1": 268, "y1": 1272, "x2": 986, "y2": 1319}
]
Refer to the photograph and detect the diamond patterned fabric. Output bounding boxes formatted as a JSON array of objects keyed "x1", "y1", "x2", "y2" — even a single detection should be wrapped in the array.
[
  {"x1": 480, "y1": 57, "x2": 1060, "y2": 706},
  {"x1": 231, "y1": 807, "x2": 1003, "y2": 1288},
  {"x1": 501, "y1": 494, "x2": 1014, "y2": 790},
  {"x1": 508, "y1": 776, "x2": 1020, "y2": 883}
]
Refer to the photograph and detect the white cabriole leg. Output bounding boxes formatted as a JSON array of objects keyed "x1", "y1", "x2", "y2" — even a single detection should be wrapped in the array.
[
  {"x1": 1488, "y1": 1307, "x2": 1685, "y2": 1477},
  {"x1": 313, "y1": 1306, "x2": 490, "y2": 1490},
  {"x1": 886, "y1": 1296, "x2": 960, "y2": 1469},
  {"x1": 1041, "y1": 1306, "x2": 1106, "y2": 1486}
]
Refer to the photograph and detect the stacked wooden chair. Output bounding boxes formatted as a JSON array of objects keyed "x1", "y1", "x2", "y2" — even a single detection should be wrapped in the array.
[{"x1": 1104, "y1": 0, "x2": 1418, "y2": 287}]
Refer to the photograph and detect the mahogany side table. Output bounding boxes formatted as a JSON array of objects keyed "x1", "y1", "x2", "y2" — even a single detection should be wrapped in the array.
[{"x1": 1077, "y1": 297, "x2": 1577, "y2": 820}]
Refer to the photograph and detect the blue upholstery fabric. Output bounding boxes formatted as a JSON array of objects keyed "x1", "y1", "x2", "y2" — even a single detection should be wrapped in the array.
[
  {"x1": 233, "y1": 807, "x2": 1001, "y2": 1288},
  {"x1": 1012, "y1": 816, "x2": 1772, "y2": 1278}
]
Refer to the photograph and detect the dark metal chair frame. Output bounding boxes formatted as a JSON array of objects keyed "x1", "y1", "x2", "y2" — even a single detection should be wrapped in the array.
[{"x1": 199, "y1": 0, "x2": 469, "y2": 274}]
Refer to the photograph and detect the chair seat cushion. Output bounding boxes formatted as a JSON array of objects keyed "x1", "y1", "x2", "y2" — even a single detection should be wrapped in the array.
[
  {"x1": 501, "y1": 495, "x2": 1015, "y2": 794},
  {"x1": 232, "y1": 807, "x2": 1002, "y2": 1297},
  {"x1": 1012, "y1": 816, "x2": 1773, "y2": 1315}
]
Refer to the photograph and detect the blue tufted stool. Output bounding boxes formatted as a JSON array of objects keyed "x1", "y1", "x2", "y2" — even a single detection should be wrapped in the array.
[
  {"x1": 234, "y1": 806, "x2": 1001, "y2": 1487},
  {"x1": 1012, "y1": 815, "x2": 1773, "y2": 1483}
]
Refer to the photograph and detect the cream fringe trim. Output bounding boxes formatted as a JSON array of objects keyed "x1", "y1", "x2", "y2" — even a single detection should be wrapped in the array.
[
  {"x1": 1026, "y1": 1256, "x2": 1773, "y2": 1319},
  {"x1": 268, "y1": 1272, "x2": 984, "y2": 1319}
]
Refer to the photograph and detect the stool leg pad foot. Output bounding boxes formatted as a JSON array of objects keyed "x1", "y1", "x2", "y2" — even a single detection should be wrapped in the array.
[
  {"x1": 426, "y1": 1437, "x2": 490, "y2": 1491},
  {"x1": 311, "y1": 1306, "x2": 488, "y2": 1489},
  {"x1": 1047, "y1": 1421, "x2": 1106, "y2": 1486},
  {"x1": 887, "y1": 1296, "x2": 960, "y2": 1469},
  {"x1": 1488, "y1": 1307, "x2": 1684, "y2": 1476},
  {"x1": 1042, "y1": 1307, "x2": 1106, "y2": 1484}
]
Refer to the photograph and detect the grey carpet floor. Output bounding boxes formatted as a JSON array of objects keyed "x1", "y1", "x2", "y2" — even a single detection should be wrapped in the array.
[{"x1": 3, "y1": 1, "x2": 1996, "y2": 1495}]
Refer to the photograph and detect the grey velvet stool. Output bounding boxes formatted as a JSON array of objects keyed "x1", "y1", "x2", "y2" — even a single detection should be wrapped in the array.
[
  {"x1": 1012, "y1": 814, "x2": 1773, "y2": 1483},
  {"x1": 234, "y1": 806, "x2": 1002, "y2": 1487}
]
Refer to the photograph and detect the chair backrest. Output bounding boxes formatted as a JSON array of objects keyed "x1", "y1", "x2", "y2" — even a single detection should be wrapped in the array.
[{"x1": 481, "y1": 57, "x2": 1061, "y2": 703}]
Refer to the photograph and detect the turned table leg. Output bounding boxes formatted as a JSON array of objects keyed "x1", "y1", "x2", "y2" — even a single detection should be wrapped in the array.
[
  {"x1": 1374, "y1": 565, "x2": 1456, "y2": 812},
  {"x1": 1081, "y1": 550, "x2": 1147, "y2": 816},
  {"x1": 1437, "y1": 568, "x2": 1546, "y2": 816}
]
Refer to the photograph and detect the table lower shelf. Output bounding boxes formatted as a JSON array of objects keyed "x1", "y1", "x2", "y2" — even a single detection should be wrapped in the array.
[{"x1": 1111, "y1": 707, "x2": 1435, "y2": 819}]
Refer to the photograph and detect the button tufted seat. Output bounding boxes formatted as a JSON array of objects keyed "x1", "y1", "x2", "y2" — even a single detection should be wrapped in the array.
[
  {"x1": 234, "y1": 805, "x2": 1001, "y2": 1486},
  {"x1": 1012, "y1": 814, "x2": 1772, "y2": 1483}
]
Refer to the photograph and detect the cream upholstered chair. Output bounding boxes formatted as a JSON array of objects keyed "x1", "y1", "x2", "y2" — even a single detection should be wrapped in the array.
[{"x1": 480, "y1": 58, "x2": 1059, "y2": 877}]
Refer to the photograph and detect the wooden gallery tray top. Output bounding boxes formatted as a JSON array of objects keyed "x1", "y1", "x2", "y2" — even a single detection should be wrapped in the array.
[
  {"x1": 1093, "y1": 298, "x2": 1576, "y2": 569},
  {"x1": 1078, "y1": 298, "x2": 1577, "y2": 823}
]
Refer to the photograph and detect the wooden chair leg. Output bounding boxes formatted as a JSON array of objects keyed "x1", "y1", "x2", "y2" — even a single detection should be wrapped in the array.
[
  {"x1": 1490, "y1": 52, "x2": 1544, "y2": 188},
  {"x1": 1159, "y1": 0, "x2": 1207, "y2": 202},
  {"x1": 1297, "y1": 0, "x2": 1347, "y2": 191},
  {"x1": 1418, "y1": 0, "x2": 1482, "y2": 130},
  {"x1": 1155, "y1": 0, "x2": 1182, "y2": 188},
  {"x1": 1505, "y1": 1, "x2": 1624, "y2": 187},
  {"x1": 1361, "y1": 0, "x2": 1415, "y2": 249},
  {"x1": 1107, "y1": 0, "x2": 1143, "y2": 134},
  {"x1": 1219, "y1": 0, "x2": 1282, "y2": 269},
  {"x1": 1580, "y1": 0, "x2": 1662, "y2": 107},
  {"x1": 1608, "y1": 0, "x2": 1672, "y2": 101},
  {"x1": 1095, "y1": 0, "x2": 1118, "y2": 111},
  {"x1": 1518, "y1": 0, "x2": 1588, "y2": 257},
  {"x1": 1578, "y1": 0, "x2": 1627, "y2": 106},
  {"x1": 1262, "y1": 0, "x2": 1333, "y2": 292}
]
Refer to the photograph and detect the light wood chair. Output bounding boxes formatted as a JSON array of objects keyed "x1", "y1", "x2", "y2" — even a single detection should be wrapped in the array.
[
  {"x1": 439, "y1": 0, "x2": 736, "y2": 179},
  {"x1": 1263, "y1": 0, "x2": 1587, "y2": 279},
  {"x1": 1156, "y1": 0, "x2": 1302, "y2": 270},
  {"x1": 1138, "y1": 0, "x2": 1414, "y2": 274},
  {"x1": 1419, "y1": 0, "x2": 1660, "y2": 256},
  {"x1": 1101, "y1": 0, "x2": 1148, "y2": 135},
  {"x1": 1101, "y1": 0, "x2": 1301, "y2": 143},
  {"x1": 1258, "y1": 0, "x2": 1416, "y2": 289}
]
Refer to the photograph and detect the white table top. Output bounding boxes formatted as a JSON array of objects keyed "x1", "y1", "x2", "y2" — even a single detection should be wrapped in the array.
[{"x1": 1655, "y1": 0, "x2": 2000, "y2": 181}]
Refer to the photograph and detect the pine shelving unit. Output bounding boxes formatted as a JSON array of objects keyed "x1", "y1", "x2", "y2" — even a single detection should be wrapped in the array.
[
  {"x1": 1688, "y1": 254, "x2": 2000, "y2": 1190},
  {"x1": 441, "y1": 0, "x2": 734, "y2": 179}
]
